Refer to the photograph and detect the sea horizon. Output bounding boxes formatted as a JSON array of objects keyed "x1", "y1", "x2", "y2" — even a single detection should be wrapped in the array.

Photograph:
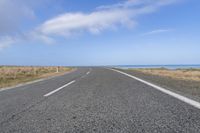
[{"x1": 114, "y1": 64, "x2": 200, "y2": 69}]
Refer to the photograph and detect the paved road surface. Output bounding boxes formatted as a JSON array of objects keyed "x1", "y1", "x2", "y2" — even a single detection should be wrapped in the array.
[{"x1": 0, "y1": 68, "x2": 200, "y2": 133}]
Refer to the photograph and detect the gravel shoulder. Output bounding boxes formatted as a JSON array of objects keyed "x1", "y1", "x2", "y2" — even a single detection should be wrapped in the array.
[{"x1": 118, "y1": 69, "x2": 200, "y2": 102}]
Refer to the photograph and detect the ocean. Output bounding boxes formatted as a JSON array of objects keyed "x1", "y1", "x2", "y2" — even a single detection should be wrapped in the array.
[{"x1": 115, "y1": 65, "x2": 200, "y2": 69}]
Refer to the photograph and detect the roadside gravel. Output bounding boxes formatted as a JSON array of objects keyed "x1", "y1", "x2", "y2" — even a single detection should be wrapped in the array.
[{"x1": 119, "y1": 69, "x2": 200, "y2": 102}]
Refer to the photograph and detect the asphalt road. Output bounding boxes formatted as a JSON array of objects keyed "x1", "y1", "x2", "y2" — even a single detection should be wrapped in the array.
[{"x1": 0, "y1": 67, "x2": 200, "y2": 133}]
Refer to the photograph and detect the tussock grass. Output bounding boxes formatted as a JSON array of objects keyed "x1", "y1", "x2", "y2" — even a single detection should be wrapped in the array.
[
  {"x1": 0, "y1": 66, "x2": 72, "y2": 88},
  {"x1": 132, "y1": 68, "x2": 200, "y2": 82}
]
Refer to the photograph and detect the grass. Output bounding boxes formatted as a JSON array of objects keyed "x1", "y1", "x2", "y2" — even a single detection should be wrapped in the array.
[
  {"x1": 125, "y1": 68, "x2": 200, "y2": 98},
  {"x1": 0, "y1": 66, "x2": 73, "y2": 89},
  {"x1": 131, "y1": 68, "x2": 200, "y2": 82}
]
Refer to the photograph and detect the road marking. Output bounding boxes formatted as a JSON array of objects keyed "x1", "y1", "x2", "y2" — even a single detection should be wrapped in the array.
[
  {"x1": 0, "y1": 68, "x2": 77, "y2": 93},
  {"x1": 110, "y1": 68, "x2": 200, "y2": 110},
  {"x1": 86, "y1": 71, "x2": 90, "y2": 75},
  {"x1": 44, "y1": 80, "x2": 76, "y2": 97}
]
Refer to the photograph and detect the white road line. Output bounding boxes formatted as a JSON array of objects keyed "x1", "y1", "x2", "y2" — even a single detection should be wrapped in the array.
[
  {"x1": 44, "y1": 80, "x2": 76, "y2": 97},
  {"x1": 0, "y1": 68, "x2": 77, "y2": 93},
  {"x1": 110, "y1": 68, "x2": 200, "y2": 110}
]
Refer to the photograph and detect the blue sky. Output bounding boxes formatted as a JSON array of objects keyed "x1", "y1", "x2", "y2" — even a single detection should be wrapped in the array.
[{"x1": 0, "y1": 0, "x2": 199, "y2": 66}]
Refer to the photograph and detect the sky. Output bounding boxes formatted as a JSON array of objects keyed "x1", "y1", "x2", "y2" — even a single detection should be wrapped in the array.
[{"x1": 0, "y1": 0, "x2": 200, "y2": 66}]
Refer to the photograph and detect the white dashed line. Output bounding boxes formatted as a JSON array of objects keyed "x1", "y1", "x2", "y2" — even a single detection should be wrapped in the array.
[{"x1": 44, "y1": 80, "x2": 76, "y2": 97}]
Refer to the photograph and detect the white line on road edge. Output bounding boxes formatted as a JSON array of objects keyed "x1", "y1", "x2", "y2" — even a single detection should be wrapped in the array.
[
  {"x1": 0, "y1": 68, "x2": 77, "y2": 93},
  {"x1": 44, "y1": 80, "x2": 76, "y2": 97},
  {"x1": 110, "y1": 68, "x2": 200, "y2": 110}
]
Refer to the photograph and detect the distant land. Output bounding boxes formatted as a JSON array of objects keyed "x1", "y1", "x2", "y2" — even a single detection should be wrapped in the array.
[{"x1": 114, "y1": 64, "x2": 200, "y2": 69}]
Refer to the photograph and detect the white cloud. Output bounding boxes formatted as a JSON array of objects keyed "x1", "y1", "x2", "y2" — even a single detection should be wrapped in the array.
[
  {"x1": 0, "y1": 0, "x2": 35, "y2": 35},
  {"x1": 0, "y1": 36, "x2": 18, "y2": 50},
  {"x1": 0, "y1": 0, "x2": 179, "y2": 50},
  {"x1": 0, "y1": 32, "x2": 55, "y2": 51},
  {"x1": 29, "y1": 32, "x2": 55, "y2": 44},
  {"x1": 38, "y1": 9, "x2": 134, "y2": 37},
  {"x1": 142, "y1": 29, "x2": 174, "y2": 36},
  {"x1": 37, "y1": 0, "x2": 178, "y2": 38}
]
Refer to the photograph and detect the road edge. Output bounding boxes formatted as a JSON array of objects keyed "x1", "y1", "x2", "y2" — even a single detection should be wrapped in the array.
[
  {"x1": 108, "y1": 68, "x2": 200, "y2": 110},
  {"x1": 0, "y1": 68, "x2": 77, "y2": 92}
]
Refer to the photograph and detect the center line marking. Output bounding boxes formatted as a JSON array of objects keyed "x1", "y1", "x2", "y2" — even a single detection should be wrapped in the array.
[
  {"x1": 109, "y1": 68, "x2": 200, "y2": 110},
  {"x1": 86, "y1": 71, "x2": 90, "y2": 75},
  {"x1": 44, "y1": 80, "x2": 76, "y2": 97}
]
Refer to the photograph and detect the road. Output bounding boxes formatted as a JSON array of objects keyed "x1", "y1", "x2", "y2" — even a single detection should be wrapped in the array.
[{"x1": 0, "y1": 67, "x2": 200, "y2": 133}]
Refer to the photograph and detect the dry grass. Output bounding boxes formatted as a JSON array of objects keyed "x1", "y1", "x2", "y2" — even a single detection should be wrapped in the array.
[
  {"x1": 0, "y1": 66, "x2": 73, "y2": 88},
  {"x1": 132, "y1": 68, "x2": 200, "y2": 82}
]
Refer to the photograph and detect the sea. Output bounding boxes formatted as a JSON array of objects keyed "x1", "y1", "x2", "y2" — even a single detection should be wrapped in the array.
[{"x1": 114, "y1": 65, "x2": 200, "y2": 70}]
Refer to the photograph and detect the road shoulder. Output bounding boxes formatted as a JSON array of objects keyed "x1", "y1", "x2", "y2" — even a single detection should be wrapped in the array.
[
  {"x1": 0, "y1": 68, "x2": 77, "y2": 92},
  {"x1": 116, "y1": 68, "x2": 200, "y2": 103}
]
